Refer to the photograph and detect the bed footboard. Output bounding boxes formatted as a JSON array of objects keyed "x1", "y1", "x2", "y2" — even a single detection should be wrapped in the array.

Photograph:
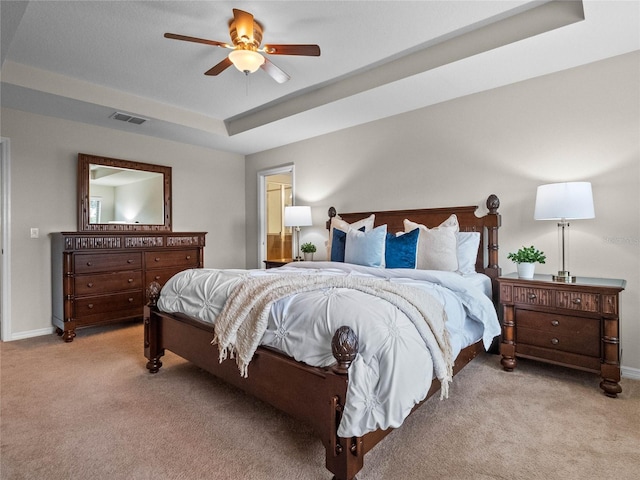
[{"x1": 144, "y1": 288, "x2": 367, "y2": 480}]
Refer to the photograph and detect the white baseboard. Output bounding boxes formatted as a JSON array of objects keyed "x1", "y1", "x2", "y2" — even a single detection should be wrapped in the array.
[
  {"x1": 621, "y1": 365, "x2": 640, "y2": 380},
  {"x1": 8, "y1": 327, "x2": 56, "y2": 341}
]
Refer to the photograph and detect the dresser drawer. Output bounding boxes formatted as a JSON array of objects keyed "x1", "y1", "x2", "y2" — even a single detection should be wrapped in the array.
[
  {"x1": 517, "y1": 310, "x2": 600, "y2": 337},
  {"x1": 555, "y1": 291, "x2": 600, "y2": 313},
  {"x1": 74, "y1": 291, "x2": 144, "y2": 317},
  {"x1": 512, "y1": 286, "x2": 553, "y2": 307},
  {"x1": 75, "y1": 271, "x2": 143, "y2": 296},
  {"x1": 74, "y1": 252, "x2": 142, "y2": 274},
  {"x1": 516, "y1": 325, "x2": 600, "y2": 357},
  {"x1": 145, "y1": 267, "x2": 190, "y2": 287},
  {"x1": 145, "y1": 249, "x2": 199, "y2": 269}
]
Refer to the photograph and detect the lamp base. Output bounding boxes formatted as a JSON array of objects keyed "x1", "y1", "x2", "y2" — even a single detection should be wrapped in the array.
[{"x1": 553, "y1": 271, "x2": 576, "y2": 283}]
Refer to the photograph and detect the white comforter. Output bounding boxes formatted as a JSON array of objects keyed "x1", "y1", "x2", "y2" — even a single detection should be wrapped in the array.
[{"x1": 157, "y1": 261, "x2": 500, "y2": 437}]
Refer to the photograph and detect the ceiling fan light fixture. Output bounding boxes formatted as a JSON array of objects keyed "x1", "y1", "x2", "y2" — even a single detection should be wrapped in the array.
[{"x1": 228, "y1": 49, "x2": 264, "y2": 74}]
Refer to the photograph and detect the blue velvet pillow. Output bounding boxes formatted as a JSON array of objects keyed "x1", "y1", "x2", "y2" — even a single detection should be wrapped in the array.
[
  {"x1": 330, "y1": 227, "x2": 364, "y2": 262},
  {"x1": 344, "y1": 224, "x2": 387, "y2": 267},
  {"x1": 385, "y1": 228, "x2": 420, "y2": 269}
]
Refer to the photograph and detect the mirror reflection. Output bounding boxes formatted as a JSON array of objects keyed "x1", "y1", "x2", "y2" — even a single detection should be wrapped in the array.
[{"x1": 89, "y1": 165, "x2": 164, "y2": 225}]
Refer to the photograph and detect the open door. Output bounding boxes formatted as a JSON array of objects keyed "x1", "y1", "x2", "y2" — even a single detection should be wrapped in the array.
[{"x1": 258, "y1": 165, "x2": 294, "y2": 267}]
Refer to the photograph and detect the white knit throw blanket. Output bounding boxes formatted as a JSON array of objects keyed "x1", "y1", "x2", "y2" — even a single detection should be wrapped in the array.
[{"x1": 211, "y1": 274, "x2": 454, "y2": 398}]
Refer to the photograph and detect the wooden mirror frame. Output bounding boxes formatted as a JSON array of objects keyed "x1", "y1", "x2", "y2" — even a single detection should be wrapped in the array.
[{"x1": 78, "y1": 153, "x2": 172, "y2": 231}]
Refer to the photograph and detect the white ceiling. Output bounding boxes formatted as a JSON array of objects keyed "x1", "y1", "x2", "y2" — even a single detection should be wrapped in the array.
[{"x1": 1, "y1": 1, "x2": 639, "y2": 155}]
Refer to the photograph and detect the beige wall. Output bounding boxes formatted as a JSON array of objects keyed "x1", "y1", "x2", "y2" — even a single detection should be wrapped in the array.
[
  {"x1": 1, "y1": 108, "x2": 246, "y2": 337},
  {"x1": 246, "y1": 52, "x2": 640, "y2": 372}
]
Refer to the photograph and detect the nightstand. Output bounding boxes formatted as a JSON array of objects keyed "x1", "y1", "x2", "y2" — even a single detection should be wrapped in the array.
[
  {"x1": 498, "y1": 273, "x2": 626, "y2": 397},
  {"x1": 263, "y1": 258, "x2": 293, "y2": 269}
]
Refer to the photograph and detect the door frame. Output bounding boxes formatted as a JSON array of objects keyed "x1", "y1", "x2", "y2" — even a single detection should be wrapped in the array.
[
  {"x1": 257, "y1": 164, "x2": 294, "y2": 267},
  {"x1": 1, "y1": 137, "x2": 11, "y2": 341}
]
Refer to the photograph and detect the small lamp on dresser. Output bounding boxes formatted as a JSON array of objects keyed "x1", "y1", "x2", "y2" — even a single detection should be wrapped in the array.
[
  {"x1": 534, "y1": 181, "x2": 595, "y2": 282},
  {"x1": 284, "y1": 206, "x2": 313, "y2": 261}
]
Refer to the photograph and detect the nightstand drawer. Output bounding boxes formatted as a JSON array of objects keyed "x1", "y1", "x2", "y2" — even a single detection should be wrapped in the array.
[
  {"x1": 513, "y1": 286, "x2": 553, "y2": 307},
  {"x1": 517, "y1": 310, "x2": 599, "y2": 337},
  {"x1": 517, "y1": 326, "x2": 600, "y2": 357},
  {"x1": 556, "y1": 291, "x2": 600, "y2": 313}
]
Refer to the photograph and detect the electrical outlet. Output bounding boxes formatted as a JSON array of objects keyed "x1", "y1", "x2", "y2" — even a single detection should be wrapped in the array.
[{"x1": 30, "y1": 228, "x2": 39, "y2": 238}]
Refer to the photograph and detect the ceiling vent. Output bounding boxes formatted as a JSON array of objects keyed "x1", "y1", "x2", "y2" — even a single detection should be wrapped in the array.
[{"x1": 109, "y1": 112, "x2": 147, "y2": 125}]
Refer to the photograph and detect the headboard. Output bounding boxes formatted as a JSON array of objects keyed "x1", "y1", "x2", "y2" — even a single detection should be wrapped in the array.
[{"x1": 326, "y1": 195, "x2": 502, "y2": 298}]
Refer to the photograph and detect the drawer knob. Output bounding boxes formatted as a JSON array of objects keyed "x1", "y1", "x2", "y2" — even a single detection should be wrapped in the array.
[
  {"x1": 528, "y1": 293, "x2": 537, "y2": 300},
  {"x1": 128, "y1": 278, "x2": 133, "y2": 283},
  {"x1": 88, "y1": 303, "x2": 94, "y2": 309},
  {"x1": 186, "y1": 255, "x2": 191, "y2": 260},
  {"x1": 551, "y1": 320, "x2": 559, "y2": 327},
  {"x1": 154, "y1": 275, "x2": 161, "y2": 280},
  {"x1": 155, "y1": 257, "x2": 160, "y2": 262},
  {"x1": 551, "y1": 338, "x2": 559, "y2": 345},
  {"x1": 86, "y1": 261, "x2": 92, "y2": 266},
  {"x1": 572, "y1": 298, "x2": 582, "y2": 305},
  {"x1": 128, "y1": 298, "x2": 134, "y2": 303},
  {"x1": 127, "y1": 259, "x2": 134, "y2": 264},
  {"x1": 87, "y1": 282, "x2": 94, "y2": 288}
]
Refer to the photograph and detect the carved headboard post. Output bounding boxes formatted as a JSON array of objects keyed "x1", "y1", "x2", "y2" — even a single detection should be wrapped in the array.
[{"x1": 326, "y1": 206, "x2": 337, "y2": 230}]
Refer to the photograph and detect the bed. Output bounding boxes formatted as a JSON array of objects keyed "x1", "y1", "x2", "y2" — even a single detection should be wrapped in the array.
[{"x1": 144, "y1": 195, "x2": 501, "y2": 480}]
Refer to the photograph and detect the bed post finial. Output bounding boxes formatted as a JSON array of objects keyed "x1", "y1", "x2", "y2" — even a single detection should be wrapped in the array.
[
  {"x1": 326, "y1": 206, "x2": 337, "y2": 230},
  {"x1": 331, "y1": 326, "x2": 359, "y2": 374},
  {"x1": 487, "y1": 194, "x2": 500, "y2": 214},
  {"x1": 146, "y1": 281, "x2": 161, "y2": 307}
]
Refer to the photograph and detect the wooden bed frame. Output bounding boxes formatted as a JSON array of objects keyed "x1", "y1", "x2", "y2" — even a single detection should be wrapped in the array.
[{"x1": 144, "y1": 195, "x2": 501, "y2": 480}]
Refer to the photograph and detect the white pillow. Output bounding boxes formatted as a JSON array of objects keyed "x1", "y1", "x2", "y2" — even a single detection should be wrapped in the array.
[
  {"x1": 456, "y1": 231, "x2": 481, "y2": 275},
  {"x1": 344, "y1": 224, "x2": 387, "y2": 267},
  {"x1": 328, "y1": 214, "x2": 375, "y2": 255},
  {"x1": 404, "y1": 215, "x2": 459, "y2": 271}
]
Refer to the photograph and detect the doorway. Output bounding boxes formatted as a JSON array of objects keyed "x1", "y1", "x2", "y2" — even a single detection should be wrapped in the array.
[
  {"x1": 1, "y1": 137, "x2": 11, "y2": 341},
  {"x1": 258, "y1": 165, "x2": 294, "y2": 266}
]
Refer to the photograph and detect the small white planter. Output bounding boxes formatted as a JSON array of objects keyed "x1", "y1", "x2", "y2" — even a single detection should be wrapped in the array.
[
  {"x1": 303, "y1": 252, "x2": 314, "y2": 261},
  {"x1": 517, "y1": 262, "x2": 536, "y2": 279}
]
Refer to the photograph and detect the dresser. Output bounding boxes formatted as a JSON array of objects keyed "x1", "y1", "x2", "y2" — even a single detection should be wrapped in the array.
[
  {"x1": 498, "y1": 273, "x2": 625, "y2": 397},
  {"x1": 52, "y1": 232, "x2": 206, "y2": 342}
]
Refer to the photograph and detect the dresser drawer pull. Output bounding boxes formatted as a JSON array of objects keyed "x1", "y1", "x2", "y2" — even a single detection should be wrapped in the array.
[
  {"x1": 86, "y1": 261, "x2": 92, "y2": 266},
  {"x1": 155, "y1": 257, "x2": 161, "y2": 262},
  {"x1": 572, "y1": 298, "x2": 582, "y2": 305},
  {"x1": 87, "y1": 282, "x2": 94, "y2": 288},
  {"x1": 128, "y1": 298, "x2": 134, "y2": 303},
  {"x1": 88, "y1": 303, "x2": 94, "y2": 309},
  {"x1": 551, "y1": 320, "x2": 559, "y2": 327},
  {"x1": 186, "y1": 255, "x2": 191, "y2": 260},
  {"x1": 551, "y1": 338, "x2": 559, "y2": 345},
  {"x1": 154, "y1": 275, "x2": 161, "y2": 281},
  {"x1": 528, "y1": 293, "x2": 537, "y2": 300},
  {"x1": 128, "y1": 278, "x2": 134, "y2": 283},
  {"x1": 127, "y1": 259, "x2": 134, "y2": 264}
]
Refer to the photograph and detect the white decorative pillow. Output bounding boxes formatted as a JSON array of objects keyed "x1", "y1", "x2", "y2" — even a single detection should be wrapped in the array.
[
  {"x1": 404, "y1": 215, "x2": 459, "y2": 271},
  {"x1": 344, "y1": 224, "x2": 387, "y2": 268},
  {"x1": 328, "y1": 214, "x2": 375, "y2": 256},
  {"x1": 457, "y1": 231, "x2": 481, "y2": 275}
]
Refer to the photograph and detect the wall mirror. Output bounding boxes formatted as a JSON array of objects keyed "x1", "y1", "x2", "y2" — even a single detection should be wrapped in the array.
[{"x1": 78, "y1": 153, "x2": 172, "y2": 231}]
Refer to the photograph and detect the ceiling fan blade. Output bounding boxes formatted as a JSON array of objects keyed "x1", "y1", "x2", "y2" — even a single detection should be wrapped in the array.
[
  {"x1": 232, "y1": 9, "x2": 255, "y2": 44},
  {"x1": 260, "y1": 58, "x2": 290, "y2": 84},
  {"x1": 205, "y1": 57, "x2": 233, "y2": 76},
  {"x1": 164, "y1": 33, "x2": 228, "y2": 48},
  {"x1": 263, "y1": 44, "x2": 321, "y2": 56}
]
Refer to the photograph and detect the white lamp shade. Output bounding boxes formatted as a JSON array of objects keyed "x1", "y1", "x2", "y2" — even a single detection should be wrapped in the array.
[
  {"x1": 228, "y1": 49, "x2": 265, "y2": 73},
  {"x1": 534, "y1": 182, "x2": 595, "y2": 220},
  {"x1": 284, "y1": 206, "x2": 312, "y2": 227}
]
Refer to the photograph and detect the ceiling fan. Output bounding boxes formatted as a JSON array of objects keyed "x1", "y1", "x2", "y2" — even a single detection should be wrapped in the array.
[{"x1": 165, "y1": 8, "x2": 321, "y2": 84}]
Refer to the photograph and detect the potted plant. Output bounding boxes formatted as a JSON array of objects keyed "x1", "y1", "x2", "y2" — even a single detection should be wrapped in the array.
[
  {"x1": 301, "y1": 242, "x2": 316, "y2": 261},
  {"x1": 507, "y1": 245, "x2": 546, "y2": 279}
]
